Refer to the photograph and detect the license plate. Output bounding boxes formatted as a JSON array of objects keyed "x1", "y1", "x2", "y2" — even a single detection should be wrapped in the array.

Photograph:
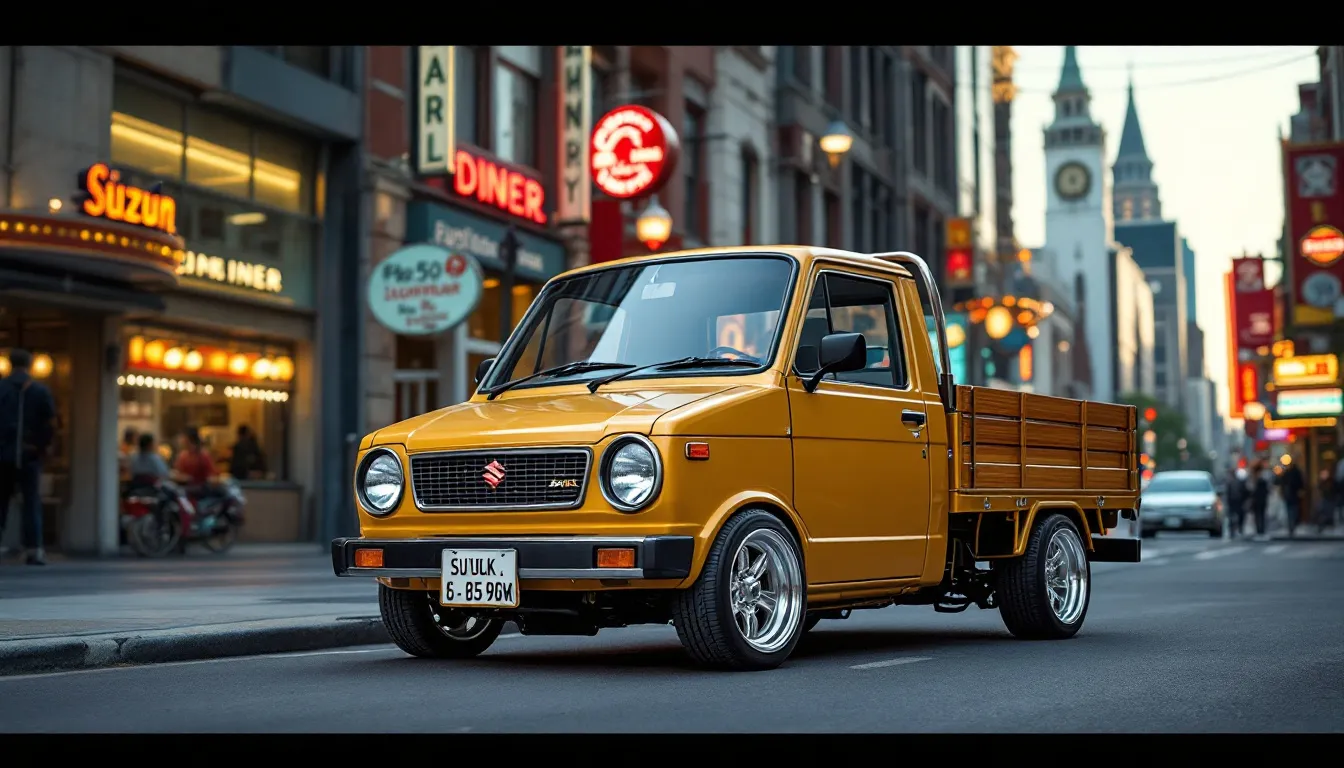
[
  {"x1": 1165, "y1": 516, "x2": 1183, "y2": 528},
  {"x1": 440, "y1": 549, "x2": 519, "y2": 608}
]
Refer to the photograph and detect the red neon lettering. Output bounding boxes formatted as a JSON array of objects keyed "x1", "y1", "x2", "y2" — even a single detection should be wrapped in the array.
[{"x1": 452, "y1": 149, "x2": 547, "y2": 225}]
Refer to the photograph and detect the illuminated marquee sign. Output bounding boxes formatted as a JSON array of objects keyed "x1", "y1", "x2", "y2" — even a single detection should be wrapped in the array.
[
  {"x1": 1301, "y1": 224, "x2": 1344, "y2": 268},
  {"x1": 451, "y1": 147, "x2": 547, "y2": 225},
  {"x1": 1272, "y1": 354, "x2": 1339, "y2": 387},
  {"x1": 555, "y1": 46, "x2": 592, "y2": 224},
  {"x1": 416, "y1": 46, "x2": 455, "y2": 175},
  {"x1": 177, "y1": 250, "x2": 283, "y2": 295},
  {"x1": 79, "y1": 163, "x2": 178, "y2": 235},
  {"x1": 590, "y1": 105, "x2": 680, "y2": 199},
  {"x1": 1277, "y1": 387, "x2": 1343, "y2": 417}
]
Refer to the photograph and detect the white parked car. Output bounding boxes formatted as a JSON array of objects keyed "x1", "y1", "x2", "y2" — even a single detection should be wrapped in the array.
[{"x1": 1140, "y1": 470, "x2": 1223, "y2": 538}]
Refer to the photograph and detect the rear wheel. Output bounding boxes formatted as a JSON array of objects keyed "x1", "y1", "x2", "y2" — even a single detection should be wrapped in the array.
[
  {"x1": 995, "y1": 513, "x2": 1091, "y2": 640},
  {"x1": 671, "y1": 509, "x2": 807, "y2": 671},
  {"x1": 379, "y1": 585, "x2": 505, "y2": 659}
]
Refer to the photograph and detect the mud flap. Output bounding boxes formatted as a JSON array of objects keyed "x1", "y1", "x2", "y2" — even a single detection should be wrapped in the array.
[{"x1": 1088, "y1": 537, "x2": 1141, "y2": 563}]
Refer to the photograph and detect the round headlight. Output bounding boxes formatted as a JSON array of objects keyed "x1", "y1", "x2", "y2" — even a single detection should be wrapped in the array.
[
  {"x1": 601, "y1": 435, "x2": 662, "y2": 512},
  {"x1": 358, "y1": 448, "x2": 404, "y2": 516}
]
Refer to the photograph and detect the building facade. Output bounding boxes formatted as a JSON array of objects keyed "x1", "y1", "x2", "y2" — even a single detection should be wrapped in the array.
[
  {"x1": 1111, "y1": 79, "x2": 1189, "y2": 410},
  {"x1": 773, "y1": 46, "x2": 959, "y2": 273},
  {"x1": 1110, "y1": 246, "x2": 1157, "y2": 399},
  {"x1": 1042, "y1": 47, "x2": 1116, "y2": 403},
  {"x1": 0, "y1": 45, "x2": 366, "y2": 554},
  {"x1": 705, "y1": 47, "x2": 777, "y2": 249}
]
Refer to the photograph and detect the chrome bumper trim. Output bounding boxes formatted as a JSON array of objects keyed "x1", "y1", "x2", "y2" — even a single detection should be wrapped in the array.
[{"x1": 343, "y1": 566, "x2": 645, "y2": 579}]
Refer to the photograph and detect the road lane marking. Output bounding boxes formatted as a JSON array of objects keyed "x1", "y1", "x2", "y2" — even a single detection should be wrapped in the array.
[
  {"x1": 1142, "y1": 558, "x2": 1171, "y2": 566},
  {"x1": 1286, "y1": 546, "x2": 1340, "y2": 559},
  {"x1": 1264, "y1": 544, "x2": 1288, "y2": 556},
  {"x1": 1144, "y1": 548, "x2": 1163, "y2": 558},
  {"x1": 1194, "y1": 546, "x2": 1249, "y2": 561},
  {"x1": 849, "y1": 656, "x2": 933, "y2": 670}
]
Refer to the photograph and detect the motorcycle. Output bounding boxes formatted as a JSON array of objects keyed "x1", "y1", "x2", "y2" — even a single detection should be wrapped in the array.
[{"x1": 120, "y1": 476, "x2": 246, "y2": 556}]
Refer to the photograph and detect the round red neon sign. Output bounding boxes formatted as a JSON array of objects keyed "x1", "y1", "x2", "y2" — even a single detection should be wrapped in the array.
[{"x1": 590, "y1": 105, "x2": 680, "y2": 199}]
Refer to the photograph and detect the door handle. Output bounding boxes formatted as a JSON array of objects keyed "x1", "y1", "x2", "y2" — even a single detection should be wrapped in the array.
[{"x1": 901, "y1": 409, "x2": 926, "y2": 428}]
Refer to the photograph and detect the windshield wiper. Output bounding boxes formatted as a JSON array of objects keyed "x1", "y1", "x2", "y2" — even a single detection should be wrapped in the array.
[
  {"x1": 587, "y1": 356, "x2": 760, "y2": 393},
  {"x1": 485, "y1": 361, "x2": 636, "y2": 400}
]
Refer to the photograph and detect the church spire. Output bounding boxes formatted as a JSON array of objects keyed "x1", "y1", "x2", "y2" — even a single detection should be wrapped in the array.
[
  {"x1": 1057, "y1": 46, "x2": 1086, "y2": 94},
  {"x1": 1117, "y1": 70, "x2": 1149, "y2": 161}
]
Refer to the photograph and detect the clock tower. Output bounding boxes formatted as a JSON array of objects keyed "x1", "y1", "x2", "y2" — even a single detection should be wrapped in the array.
[{"x1": 1043, "y1": 46, "x2": 1115, "y2": 402}]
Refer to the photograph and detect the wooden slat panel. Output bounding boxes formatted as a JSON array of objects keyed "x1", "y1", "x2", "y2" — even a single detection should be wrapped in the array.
[
  {"x1": 1085, "y1": 467, "x2": 1131, "y2": 490},
  {"x1": 962, "y1": 417, "x2": 1081, "y2": 449},
  {"x1": 1024, "y1": 395, "x2": 1083, "y2": 425},
  {"x1": 1026, "y1": 465, "x2": 1085, "y2": 489},
  {"x1": 1087, "y1": 402, "x2": 1131, "y2": 429},
  {"x1": 960, "y1": 445, "x2": 1129, "y2": 469},
  {"x1": 1087, "y1": 427, "x2": 1129, "y2": 452}
]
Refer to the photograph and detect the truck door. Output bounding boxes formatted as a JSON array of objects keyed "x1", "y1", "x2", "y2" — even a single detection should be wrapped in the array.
[{"x1": 786, "y1": 268, "x2": 931, "y2": 583}]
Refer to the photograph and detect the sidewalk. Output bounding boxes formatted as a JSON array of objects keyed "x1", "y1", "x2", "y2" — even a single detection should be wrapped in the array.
[{"x1": 0, "y1": 543, "x2": 388, "y2": 675}]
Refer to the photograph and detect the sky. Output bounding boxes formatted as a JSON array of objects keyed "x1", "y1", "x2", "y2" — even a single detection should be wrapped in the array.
[{"x1": 957, "y1": 45, "x2": 1321, "y2": 424}]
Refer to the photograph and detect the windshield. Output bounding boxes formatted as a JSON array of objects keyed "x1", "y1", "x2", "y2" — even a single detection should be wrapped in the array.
[
  {"x1": 1144, "y1": 475, "x2": 1214, "y2": 494},
  {"x1": 484, "y1": 255, "x2": 795, "y2": 391}
]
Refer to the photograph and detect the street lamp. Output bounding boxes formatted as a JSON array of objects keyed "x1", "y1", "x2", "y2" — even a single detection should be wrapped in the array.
[
  {"x1": 819, "y1": 120, "x2": 853, "y2": 167},
  {"x1": 636, "y1": 196, "x2": 672, "y2": 251},
  {"x1": 984, "y1": 305, "x2": 1013, "y2": 340},
  {"x1": 1242, "y1": 401, "x2": 1267, "y2": 422}
]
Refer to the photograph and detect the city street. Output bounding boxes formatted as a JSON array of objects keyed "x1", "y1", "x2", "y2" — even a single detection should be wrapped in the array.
[{"x1": 3, "y1": 534, "x2": 1341, "y2": 733}]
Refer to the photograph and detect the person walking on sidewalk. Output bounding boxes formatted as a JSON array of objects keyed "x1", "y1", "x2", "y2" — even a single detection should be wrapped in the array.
[
  {"x1": 1315, "y1": 468, "x2": 1336, "y2": 532},
  {"x1": 1223, "y1": 466, "x2": 1248, "y2": 538},
  {"x1": 1248, "y1": 460, "x2": 1271, "y2": 539},
  {"x1": 0, "y1": 349, "x2": 57, "y2": 565},
  {"x1": 1277, "y1": 457, "x2": 1306, "y2": 538}
]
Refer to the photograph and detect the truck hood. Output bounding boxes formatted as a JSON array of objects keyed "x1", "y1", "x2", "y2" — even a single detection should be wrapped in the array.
[{"x1": 375, "y1": 384, "x2": 739, "y2": 452}]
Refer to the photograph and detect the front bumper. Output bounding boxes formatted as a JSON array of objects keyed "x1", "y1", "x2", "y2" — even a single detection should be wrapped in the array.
[
  {"x1": 331, "y1": 535, "x2": 696, "y2": 581},
  {"x1": 1142, "y1": 514, "x2": 1220, "y2": 532}
]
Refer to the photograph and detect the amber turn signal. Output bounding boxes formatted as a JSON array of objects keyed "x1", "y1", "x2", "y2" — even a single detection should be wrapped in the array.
[
  {"x1": 596, "y1": 547, "x2": 636, "y2": 569},
  {"x1": 354, "y1": 548, "x2": 384, "y2": 568},
  {"x1": 685, "y1": 442, "x2": 710, "y2": 460}
]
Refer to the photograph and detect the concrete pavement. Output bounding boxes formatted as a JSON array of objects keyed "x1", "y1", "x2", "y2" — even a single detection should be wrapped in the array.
[
  {"x1": 0, "y1": 544, "x2": 388, "y2": 674},
  {"x1": 3, "y1": 532, "x2": 1341, "y2": 733}
]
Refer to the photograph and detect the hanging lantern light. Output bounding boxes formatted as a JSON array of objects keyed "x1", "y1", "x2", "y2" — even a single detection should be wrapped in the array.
[
  {"x1": 127, "y1": 335, "x2": 146, "y2": 365},
  {"x1": 271, "y1": 356, "x2": 295, "y2": 382},
  {"x1": 819, "y1": 120, "x2": 854, "y2": 167},
  {"x1": 208, "y1": 349, "x2": 229, "y2": 373},
  {"x1": 0, "y1": 353, "x2": 10, "y2": 377},
  {"x1": 636, "y1": 196, "x2": 672, "y2": 251},
  {"x1": 184, "y1": 349, "x2": 204, "y2": 372},
  {"x1": 163, "y1": 347, "x2": 185, "y2": 370},
  {"x1": 228, "y1": 353, "x2": 250, "y2": 376},
  {"x1": 31, "y1": 353, "x2": 54, "y2": 379},
  {"x1": 251, "y1": 357, "x2": 272, "y2": 380},
  {"x1": 144, "y1": 340, "x2": 166, "y2": 366},
  {"x1": 1242, "y1": 401, "x2": 1266, "y2": 422}
]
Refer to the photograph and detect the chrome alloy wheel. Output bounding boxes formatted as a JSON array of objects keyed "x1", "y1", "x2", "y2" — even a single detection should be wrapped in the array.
[
  {"x1": 1044, "y1": 527, "x2": 1089, "y2": 625},
  {"x1": 728, "y1": 528, "x2": 804, "y2": 654},
  {"x1": 427, "y1": 596, "x2": 493, "y2": 641}
]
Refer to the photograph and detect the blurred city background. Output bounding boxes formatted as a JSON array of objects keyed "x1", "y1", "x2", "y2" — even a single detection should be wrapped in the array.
[{"x1": 0, "y1": 45, "x2": 1340, "y2": 559}]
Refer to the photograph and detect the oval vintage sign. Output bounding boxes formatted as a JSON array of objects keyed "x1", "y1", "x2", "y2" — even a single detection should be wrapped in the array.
[
  {"x1": 368, "y1": 244, "x2": 484, "y2": 335},
  {"x1": 590, "y1": 104, "x2": 680, "y2": 199}
]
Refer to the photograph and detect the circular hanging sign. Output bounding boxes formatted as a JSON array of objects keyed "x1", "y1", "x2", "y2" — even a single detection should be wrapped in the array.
[
  {"x1": 590, "y1": 104, "x2": 681, "y2": 199},
  {"x1": 1300, "y1": 224, "x2": 1344, "y2": 268},
  {"x1": 367, "y1": 244, "x2": 484, "y2": 335}
]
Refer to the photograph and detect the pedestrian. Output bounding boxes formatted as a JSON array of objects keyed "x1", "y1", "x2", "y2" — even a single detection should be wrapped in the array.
[
  {"x1": 118, "y1": 427, "x2": 138, "y2": 483},
  {"x1": 1222, "y1": 466, "x2": 1247, "y2": 538},
  {"x1": 172, "y1": 425, "x2": 216, "y2": 489},
  {"x1": 1314, "y1": 468, "x2": 1336, "y2": 532},
  {"x1": 228, "y1": 424, "x2": 266, "y2": 480},
  {"x1": 1277, "y1": 457, "x2": 1305, "y2": 538},
  {"x1": 1335, "y1": 454, "x2": 1344, "y2": 522},
  {"x1": 130, "y1": 433, "x2": 172, "y2": 482},
  {"x1": 1248, "y1": 460, "x2": 1270, "y2": 538},
  {"x1": 0, "y1": 349, "x2": 57, "y2": 565}
]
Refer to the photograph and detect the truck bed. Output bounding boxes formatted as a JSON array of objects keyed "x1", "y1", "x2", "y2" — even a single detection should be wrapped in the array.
[{"x1": 951, "y1": 385, "x2": 1138, "y2": 495}]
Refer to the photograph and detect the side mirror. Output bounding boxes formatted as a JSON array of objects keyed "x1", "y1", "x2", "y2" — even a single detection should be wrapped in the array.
[
  {"x1": 803, "y1": 332, "x2": 866, "y2": 393},
  {"x1": 474, "y1": 357, "x2": 495, "y2": 386}
]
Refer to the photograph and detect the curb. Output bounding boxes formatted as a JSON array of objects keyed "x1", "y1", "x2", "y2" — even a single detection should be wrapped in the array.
[{"x1": 0, "y1": 615, "x2": 390, "y2": 676}]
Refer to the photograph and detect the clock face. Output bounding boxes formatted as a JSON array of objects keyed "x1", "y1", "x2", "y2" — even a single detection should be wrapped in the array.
[{"x1": 1055, "y1": 162, "x2": 1091, "y2": 200}]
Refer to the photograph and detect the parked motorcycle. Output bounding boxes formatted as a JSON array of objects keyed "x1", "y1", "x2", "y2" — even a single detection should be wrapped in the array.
[{"x1": 120, "y1": 476, "x2": 246, "y2": 556}]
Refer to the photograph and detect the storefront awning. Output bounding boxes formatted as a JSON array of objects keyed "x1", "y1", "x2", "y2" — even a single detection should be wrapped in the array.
[{"x1": 0, "y1": 264, "x2": 165, "y2": 313}]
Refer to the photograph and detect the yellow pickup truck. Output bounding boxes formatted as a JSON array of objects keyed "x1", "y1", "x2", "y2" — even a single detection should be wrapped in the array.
[{"x1": 334, "y1": 246, "x2": 1142, "y2": 671}]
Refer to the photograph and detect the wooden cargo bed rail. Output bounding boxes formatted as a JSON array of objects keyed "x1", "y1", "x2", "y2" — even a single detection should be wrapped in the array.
[{"x1": 955, "y1": 386, "x2": 1137, "y2": 493}]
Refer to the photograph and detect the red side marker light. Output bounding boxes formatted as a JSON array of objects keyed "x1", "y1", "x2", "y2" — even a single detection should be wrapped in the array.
[{"x1": 685, "y1": 442, "x2": 710, "y2": 460}]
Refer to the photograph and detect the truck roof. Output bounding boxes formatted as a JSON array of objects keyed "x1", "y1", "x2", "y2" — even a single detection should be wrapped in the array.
[{"x1": 560, "y1": 245, "x2": 917, "y2": 281}]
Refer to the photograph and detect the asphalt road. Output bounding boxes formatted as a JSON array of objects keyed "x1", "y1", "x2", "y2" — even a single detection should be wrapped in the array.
[{"x1": 4, "y1": 534, "x2": 1342, "y2": 733}]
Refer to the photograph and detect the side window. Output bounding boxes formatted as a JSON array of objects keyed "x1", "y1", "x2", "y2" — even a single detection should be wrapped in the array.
[{"x1": 793, "y1": 273, "x2": 907, "y2": 388}]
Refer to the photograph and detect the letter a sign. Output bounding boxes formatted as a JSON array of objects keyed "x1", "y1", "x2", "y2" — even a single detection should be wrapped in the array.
[{"x1": 417, "y1": 46, "x2": 455, "y2": 175}]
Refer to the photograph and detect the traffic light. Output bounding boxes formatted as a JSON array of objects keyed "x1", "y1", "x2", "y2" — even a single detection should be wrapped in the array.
[{"x1": 1143, "y1": 406, "x2": 1157, "y2": 423}]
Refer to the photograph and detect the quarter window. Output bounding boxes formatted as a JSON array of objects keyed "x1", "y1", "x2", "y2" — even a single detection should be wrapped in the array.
[{"x1": 794, "y1": 273, "x2": 907, "y2": 389}]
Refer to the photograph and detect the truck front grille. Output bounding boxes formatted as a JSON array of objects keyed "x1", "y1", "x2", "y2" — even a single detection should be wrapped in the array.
[{"x1": 409, "y1": 448, "x2": 591, "y2": 511}]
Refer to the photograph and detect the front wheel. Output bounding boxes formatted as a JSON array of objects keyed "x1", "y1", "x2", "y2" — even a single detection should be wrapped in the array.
[
  {"x1": 994, "y1": 513, "x2": 1091, "y2": 640},
  {"x1": 379, "y1": 585, "x2": 505, "y2": 659},
  {"x1": 671, "y1": 509, "x2": 807, "y2": 671}
]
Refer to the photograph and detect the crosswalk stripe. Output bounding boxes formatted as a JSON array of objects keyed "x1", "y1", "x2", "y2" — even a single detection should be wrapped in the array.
[
  {"x1": 1286, "y1": 546, "x2": 1340, "y2": 559},
  {"x1": 1264, "y1": 544, "x2": 1288, "y2": 555},
  {"x1": 1194, "y1": 546, "x2": 1249, "y2": 561}
]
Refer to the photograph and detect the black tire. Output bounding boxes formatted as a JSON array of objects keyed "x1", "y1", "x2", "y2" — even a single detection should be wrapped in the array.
[
  {"x1": 129, "y1": 510, "x2": 181, "y2": 558},
  {"x1": 378, "y1": 585, "x2": 505, "y2": 659},
  {"x1": 803, "y1": 614, "x2": 823, "y2": 633},
  {"x1": 671, "y1": 508, "x2": 807, "y2": 671},
  {"x1": 204, "y1": 520, "x2": 238, "y2": 553},
  {"x1": 1208, "y1": 528, "x2": 1222, "y2": 538},
  {"x1": 995, "y1": 512, "x2": 1091, "y2": 640}
]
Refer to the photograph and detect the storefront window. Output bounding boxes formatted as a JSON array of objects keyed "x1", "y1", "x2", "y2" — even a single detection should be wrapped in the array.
[
  {"x1": 467, "y1": 274, "x2": 537, "y2": 343},
  {"x1": 112, "y1": 75, "x2": 317, "y2": 216},
  {"x1": 117, "y1": 327, "x2": 295, "y2": 482}
]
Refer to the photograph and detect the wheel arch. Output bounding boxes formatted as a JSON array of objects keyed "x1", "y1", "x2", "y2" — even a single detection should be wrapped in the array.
[
  {"x1": 683, "y1": 491, "x2": 809, "y2": 586},
  {"x1": 1014, "y1": 501, "x2": 1094, "y2": 557}
]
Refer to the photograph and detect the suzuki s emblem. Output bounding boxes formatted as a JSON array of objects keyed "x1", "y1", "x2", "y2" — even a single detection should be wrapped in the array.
[
  {"x1": 482, "y1": 460, "x2": 506, "y2": 489},
  {"x1": 549, "y1": 479, "x2": 579, "y2": 489}
]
